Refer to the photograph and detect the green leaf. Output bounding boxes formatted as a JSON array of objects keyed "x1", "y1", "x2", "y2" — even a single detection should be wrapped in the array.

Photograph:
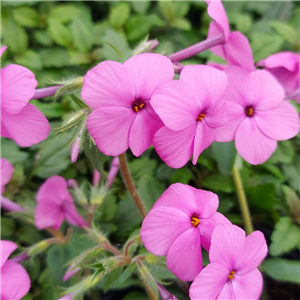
[
  {"x1": 269, "y1": 217, "x2": 300, "y2": 256},
  {"x1": 34, "y1": 30, "x2": 53, "y2": 46},
  {"x1": 1, "y1": 217, "x2": 16, "y2": 237},
  {"x1": 1, "y1": 139, "x2": 28, "y2": 163},
  {"x1": 269, "y1": 140, "x2": 294, "y2": 164},
  {"x1": 282, "y1": 185, "x2": 300, "y2": 224},
  {"x1": 99, "y1": 193, "x2": 118, "y2": 222},
  {"x1": 117, "y1": 263, "x2": 137, "y2": 284},
  {"x1": 158, "y1": 1, "x2": 175, "y2": 22},
  {"x1": 15, "y1": 50, "x2": 43, "y2": 70},
  {"x1": 48, "y1": 18, "x2": 72, "y2": 47},
  {"x1": 70, "y1": 19, "x2": 94, "y2": 52},
  {"x1": 129, "y1": 157, "x2": 157, "y2": 182},
  {"x1": 103, "y1": 267, "x2": 123, "y2": 292},
  {"x1": 109, "y1": 2, "x2": 130, "y2": 28},
  {"x1": 212, "y1": 142, "x2": 236, "y2": 175},
  {"x1": 49, "y1": 5, "x2": 88, "y2": 23},
  {"x1": 123, "y1": 292, "x2": 148, "y2": 300},
  {"x1": 39, "y1": 47, "x2": 70, "y2": 68},
  {"x1": 262, "y1": 258, "x2": 300, "y2": 284},
  {"x1": 170, "y1": 18, "x2": 191, "y2": 31},
  {"x1": 271, "y1": 21, "x2": 298, "y2": 45},
  {"x1": 131, "y1": 1, "x2": 150, "y2": 15},
  {"x1": 202, "y1": 174, "x2": 235, "y2": 193},
  {"x1": 170, "y1": 168, "x2": 193, "y2": 184},
  {"x1": 13, "y1": 6, "x2": 39, "y2": 27},
  {"x1": 30, "y1": 100, "x2": 64, "y2": 119}
]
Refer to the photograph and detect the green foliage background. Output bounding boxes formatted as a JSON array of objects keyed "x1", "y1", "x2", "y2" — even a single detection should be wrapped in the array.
[{"x1": 1, "y1": 1, "x2": 300, "y2": 299}]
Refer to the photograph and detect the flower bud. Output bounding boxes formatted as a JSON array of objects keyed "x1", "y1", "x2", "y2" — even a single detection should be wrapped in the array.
[{"x1": 27, "y1": 240, "x2": 49, "y2": 256}]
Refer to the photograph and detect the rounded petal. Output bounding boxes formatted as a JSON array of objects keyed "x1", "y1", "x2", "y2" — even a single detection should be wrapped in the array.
[
  {"x1": 254, "y1": 101, "x2": 299, "y2": 141},
  {"x1": 141, "y1": 206, "x2": 191, "y2": 255},
  {"x1": 235, "y1": 118, "x2": 277, "y2": 165},
  {"x1": 233, "y1": 268, "x2": 263, "y2": 300},
  {"x1": 1, "y1": 64, "x2": 37, "y2": 114},
  {"x1": 205, "y1": 101, "x2": 228, "y2": 128},
  {"x1": 167, "y1": 228, "x2": 202, "y2": 281},
  {"x1": 259, "y1": 52, "x2": 298, "y2": 72},
  {"x1": 1, "y1": 158, "x2": 14, "y2": 187},
  {"x1": 35, "y1": 201, "x2": 65, "y2": 230},
  {"x1": 207, "y1": 21, "x2": 226, "y2": 58},
  {"x1": 200, "y1": 212, "x2": 231, "y2": 251},
  {"x1": 1, "y1": 241, "x2": 17, "y2": 268},
  {"x1": 192, "y1": 122, "x2": 216, "y2": 165},
  {"x1": 190, "y1": 263, "x2": 229, "y2": 300},
  {"x1": 153, "y1": 125, "x2": 195, "y2": 169},
  {"x1": 123, "y1": 53, "x2": 174, "y2": 100},
  {"x1": 153, "y1": 183, "x2": 198, "y2": 216},
  {"x1": 209, "y1": 224, "x2": 246, "y2": 271},
  {"x1": 81, "y1": 61, "x2": 135, "y2": 109},
  {"x1": 180, "y1": 65, "x2": 228, "y2": 110},
  {"x1": 217, "y1": 282, "x2": 236, "y2": 299},
  {"x1": 1, "y1": 260, "x2": 31, "y2": 300},
  {"x1": 129, "y1": 104, "x2": 163, "y2": 157},
  {"x1": 151, "y1": 80, "x2": 201, "y2": 131},
  {"x1": 87, "y1": 107, "x2": 135, "y2": 156},
  {"x1": 1, "y1": 104, "x2": 50, "y2": 147},
  {"x1": 237, "y1": 231, "x2": 268, "y2": 274},
  {"x1": 63, "y1": 201, "x2": 89, "y2": 228}
]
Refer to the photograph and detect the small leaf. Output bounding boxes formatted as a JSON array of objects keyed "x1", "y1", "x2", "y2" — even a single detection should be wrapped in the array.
[
  {"x1": 103, "y1": 267, "x2": 123, "y2": 292},
  {"x1": 70, "y1": 19, "x2": 94, "y2": 52},
  {"x1": 1, "y1": 139, "x2": 28, "y2": 163},
  {"x1": 13, "y1": 6, "x2": 39, "y2": 27},
  {"x1": 282, "y1": 185, "x2": 300, "y2": 224},
  {"x1": 117, "y1": 263, "x2": 137, "y2": 284},
  {"x1": 212, "y1": 142, "x2": 236, "y2": 175},
  {"x1": 271, "y1": 21, "x2": 298, "y2": 45},
  {"x1": 131, "y1": 1, "x2": 150, "y2": 15},
  {"x1": 39, "y1": 47, "x2": 70, "y2": 68},
  {"x1": 48, "y1": 18, "x2": 72, "y2": 47},
  {"x1": 109, "y1": 2, "x2": 130, "y2": 28},
  {"x1": 15, "y1": 50, "x2": 43, "y2": 70},
  {"x1": 202, "y1": 174, "x2": 235, "y2": 193}
]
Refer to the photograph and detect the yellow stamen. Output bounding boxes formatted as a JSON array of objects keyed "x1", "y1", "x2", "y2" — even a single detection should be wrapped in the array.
[
  {"x1": 245, "y1": 106, "x2": 254, "y2": 117},
  {"x1": 228, "y1": 271, "x2": 235, "y2": 280},
  {"x1": 191, "y1": 216, "x2": 200, "y2": 227},
  {"x1": 196, "y1": 113, "x2": 206, "y2": 122}
]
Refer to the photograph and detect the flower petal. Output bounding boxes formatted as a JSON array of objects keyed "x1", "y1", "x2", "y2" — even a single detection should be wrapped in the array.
[
  {"x1": 180, "y1": 65, "x2": 228, "y2": 110},
  {"x1": 237, "y1": 231, "x2": 268, "y2": 274},
  {"x1": 209, "y1": 224, "x2": 246, "y2": 271},
  {"x1": 151, "y1": 80, "x2": 200, "y2": 131},
  {"x1": 1, "y1": 104, "x2": 50, "y2": 147},
  {"x1": 200, "y1": 212, "x2": 231, "y2": 251},
  {"x1": 192, "y1": 122, "x2": 216, "y2": 165},
  {"x1": 87, "y1": 107, "x2": 135, "y2": 156},
  {"x1": 1, "y1": 196, "x2": 24, "y2": 212},
  {"x1": 254, "y1": 101, "x2": 299, "y2": 141},
  {"x1": 153, "y1": 183, "x2": 198, "y2": 216},
  {"x1": 1, "y1": 158, "x2": 14, "y2": 187},
  {"x1": 1, "y1": 260, "x2": 31, "y2": 300},
  {"x1": 153, "y1": 125, "x2": 195, "y2": 169},
  {"x1": 167, "y1": 228, "x2": 202, "y2": 281},
  {"x1": 207, "y1": 21, "x2": 226, "y2": 58},
  {"x1": 123, "y1": 53, "x2": 174, "y2": 100},
  {"x1": 141, "y1": 206, "x2": 190, "y2": 255},
  {"x1": 1, "y1": 64, "x2": 37, "y2": 114},
  {"x1": 217, "y1": 282, "x2": 236, "y2": 299},
  {"x1": 205, "y1": 100, "x2": 228, "y2": 128},
  {"x1": 189, "y1": 263, "x2": 229, "y2": 300},
  {"x1": 233, "y1": 269, "x2": 263, "y2": 300},
  {"x1": 129, "y1": 104, "x2": 163, "y2": 157},
  {"x1": 0, "y1": 240, "x2": 17, "y2": 268},
  {"x1": 81, "y1": 61, "x2": 135, "y2": 109},
  {"x1": 63, "y1": 201, "x2": 89, "y2": 228},
  {"x1": 236, "y1": 118, "x2": 277, "y2": 165}
]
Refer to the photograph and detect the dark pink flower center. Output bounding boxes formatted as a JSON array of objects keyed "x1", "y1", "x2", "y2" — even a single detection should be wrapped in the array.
[
  {"x1": 228, "y1": 270, "x2": 235, "y2": 280},
  {"x1": 191, "y1": 216, "x2": 201, "y2": 227},
  {"x1": 132, "y1": 99, "x2": 146, "y2": 112},
  {"x1": 196, "y1": 113, "x2": 206, "y2": 122},
  {"x1": 245, "y1": 106, "x2": 254, "y2": 117}
]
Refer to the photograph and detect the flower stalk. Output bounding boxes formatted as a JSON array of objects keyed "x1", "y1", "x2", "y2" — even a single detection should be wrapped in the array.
[{"x1": 31, "y1": 85, "x2": 62, "y2": 99}]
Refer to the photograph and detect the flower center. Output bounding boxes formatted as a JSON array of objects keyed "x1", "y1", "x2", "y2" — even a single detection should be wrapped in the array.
[
  {"x1": 228, "y1": 271, "x2": 235, "y2": 280},
  {"x1": 245, "y1": 106, "x2": 254, "y2": 117},
  {"x1": 191, "y1": 216, "x2": 200, "y2": 227},
  {"x1": 196, "y1": 113, "x2": 206, "y2": 122},
  {"x1": 132, "y1": 99, "x2": 145, "y2": 112}
]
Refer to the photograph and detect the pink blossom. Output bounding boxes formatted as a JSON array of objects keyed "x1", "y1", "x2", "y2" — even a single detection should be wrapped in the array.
[
  {"x1": 216, "y1": 67, "x2": 300, "y2": 165},
  {"x1": 190, "y1": 224, "x2": 268, "y2": 300},
  {"x1": 35, "y1": 176, "x2": 89, "y2": 230},
  {"x1": 151, "y1": 65, "x2": 228, "y2": 168},
  {"x1": 1, "y1": 47, "x2": 50, "y2": 147},
  {"x1": 257, "y1": 52, "x2": 300, "y2": 103},
  {"x1": 1, "y1": 240, "x2": 31, "y2": 300},
  {"x1": 107, "y1": 157, "x2": 120, "y2": 189},
  {"x1": 82, "y1": 53, "x2": 174, "y2": 157},
  {"x1": 141, "y1": 183, "x2": 230, "y2": 281}
]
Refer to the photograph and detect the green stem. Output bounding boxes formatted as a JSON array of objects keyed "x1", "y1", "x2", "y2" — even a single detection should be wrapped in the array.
[
  {"x1": 118, "y1": 152, "x2": 148, "y2": 218},
  {"x1": 232, "y1": 164, "x2": 254, "y2": 234}
]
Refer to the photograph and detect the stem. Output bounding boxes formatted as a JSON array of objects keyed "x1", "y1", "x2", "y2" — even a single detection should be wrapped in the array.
[
  {"x1": 103, "y1": 241, "x2": 122, "y2": 256},
  {"x1": 232, "y1": 164, "x2": 254, "y2": 234},
  {"x1": 46, "y1": 227, "x2": 65, "y2": 241},
  {"x1": 31, "y1": 85, "x2": 62, "y2": 99},
  {"x1": 168, "y1": 33, "x2": 225, "y2": 62},
  {"x1": 118, "y1": 152, "x2": 147, "y2": 217}
]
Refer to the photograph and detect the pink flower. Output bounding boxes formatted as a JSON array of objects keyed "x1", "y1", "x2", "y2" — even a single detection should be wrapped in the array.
[
  {"x1": 35, "y1": 176, "x2": 89, "y2": 230},
  {"x1": 82, "y1": 53, "x2": 174, "y2": 157},
  {"x1": 257, "y1": 52, "x2": 300, "y2": 103},
  {"x1": 1, "y1": 240, "x2": 31, "y2": 300},
  {"x1": 151, "y1": 65, "x2": 228, "y2": 168},
  {"x1": 141, "y1": 183, "x2": 230, "y2": 281},
  {"x1": 1, "y1": 47, "x2": 50, "y2": 147},
  {"x1": 216, "y1": 67, "x2": 300, "y2": 165},
  {"x1": 1, "y1": 158, "x2": 24, "y2": 212},
  {"x1": 107, "y1": 157, "x2": 120, "y2": 189},
  {"x1": 189, "y1": 224, "x2": 268, "y2": 300}
]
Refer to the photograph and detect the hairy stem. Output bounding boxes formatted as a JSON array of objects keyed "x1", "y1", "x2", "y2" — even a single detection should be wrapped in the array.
[
  {"x1": 46, "y1": 227, "x2": 65, "y2": 241},
  {"x1": 118, "y1": 152, "x2": 147, "y2": 217}
]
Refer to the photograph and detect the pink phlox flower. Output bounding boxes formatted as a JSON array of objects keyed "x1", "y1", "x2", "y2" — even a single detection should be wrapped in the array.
[
  {"x1": 82, "y1": 53, "x2": 174, "y2": 157},
  {"x1": 141, "y1": 183, "x2": 230, "y2": 281},
  {"x1": 1, "y1": 46, "x2": 50, "y2": 147},
  {"x1": 206, "y1": 1, "x2": 255, "y2": 71},
  {"x1": 35, "y1": 176, "x2": 89, "y2": 230},
  {"x1": 216, "y1": 66, "x2": 300, "y2": 165},
  {"x1": 1, "y1": 158, "x2": 24, "y2": 212},
  {"x1": 1, "y1": 240, "x2": 31, "y2": 300},
  {"x1": 151, "y1": 65, "x2": 228, "y2": 168},
  {"x1": 257, "y1": 52, "x2": 300, "y2": 103},
  {"x1": 189, "y1": 224, "x2": 268, "y2": 300}
]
